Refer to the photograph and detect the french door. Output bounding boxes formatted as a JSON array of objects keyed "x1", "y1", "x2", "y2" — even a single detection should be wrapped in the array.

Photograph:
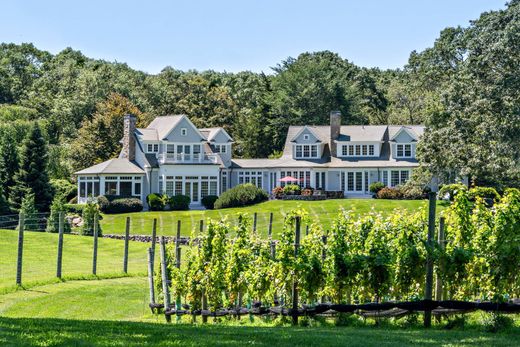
[
  {"x1": 184, "y1": 180, "x2": 199, "y2": 204},
  {"x1": 345, "y1": 171, "x2": 367, "y2": 193}
]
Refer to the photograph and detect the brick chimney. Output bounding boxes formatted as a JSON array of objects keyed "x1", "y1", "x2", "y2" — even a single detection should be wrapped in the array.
[
  {"x1": 122, "y1": 114, "x2": 137, "y2": 161},
  {"x1": 330, "y1": 111, "x2": 341, "y2": 156}
]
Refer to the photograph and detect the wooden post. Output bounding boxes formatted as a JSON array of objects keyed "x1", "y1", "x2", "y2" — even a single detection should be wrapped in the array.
[
  {"x1": 253, "y1": 212, "x2": 257, "y2": 233},
  {"x1": 56, "y1": 211, "x2": 64, "y2": 278},
  {"x1": 292, "y1": 216, "x2": 301, "y2": 325},
  {"x1": 436, "y1": 217, "x2": 446, "y2": 300},
  {"x1": 424, "y1": 191, "x2": 436, "y2": 328},
  {"x1": 268, "y1": 212, "x2": 273, "y2": 237},
  {"x1": 123, "y1": 217, "x2": 130, "y2": 273},
  {"x1": 202, "y1": 291, "x2": 208, "y2": 323},
  {"x1": 147, "y1": 247, "x2": 156, "y2": 312},
  {"x1": 92, "y1": 212, "x2": 98, "y2": 275},
  {"x1": 175, "y1": 220, "x2": 181, "y2": 268},
  {"x1": 199, "y1": 219, "x2": 204, "y2": 233},
  {"x1": 305, "y1": 225, "x2": 309, "y2": 236},
  {"x1": 150, "y1": 218, "x2": 157, "y2": 270},
  {"x1": 16, "y1": 212, "x2": 25, "y2": 286},
  {"x1": 321, "y1": 232, "x2": 328, "y2": 303},
  {"x1": 160, "y1": 236, "x2": 171, "y2": 322}
]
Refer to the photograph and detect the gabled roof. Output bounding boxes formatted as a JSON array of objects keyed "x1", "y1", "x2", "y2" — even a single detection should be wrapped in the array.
[
  {"x1": 135, "y1": 128, "x2": 158, "y2": 142},
  {"x1": 146, "y1": 115, "x2": 184, "y2": 140},
  {"x1": 336, "y1": 125, "x2": 387, "y2": 142},
  {"x1": 388, "y1": 126, "x2": 424, "y2": 142},
  {"x1": 199, "y1": 127, "x2": 234, "y2": 142},
  {"x1": 290, "y1": 126, "x2": 322, "y2": 143},
  {"x1": 74, "y1": 159, "x2": 145, "y2": 175}
]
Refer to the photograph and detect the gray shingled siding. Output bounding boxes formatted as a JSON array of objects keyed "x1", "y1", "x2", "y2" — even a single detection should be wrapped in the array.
[
  {"x1": 393, "y1": 130, "x2": 415, "y2": 143},
  {"x1": 292, "y1": 128, "x2": 320, "y2": 144},
  {"x1": 164, "y1": 117, "x2": 204, "y2": 143}
]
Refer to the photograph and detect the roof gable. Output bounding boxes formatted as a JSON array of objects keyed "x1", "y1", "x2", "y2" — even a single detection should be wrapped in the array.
[
  {"x1": 290, "y1": 126, "x2": 321, "y2": 143},
  {"x1": 390, "y1": 126, "x2": 419, "y2": 142}
]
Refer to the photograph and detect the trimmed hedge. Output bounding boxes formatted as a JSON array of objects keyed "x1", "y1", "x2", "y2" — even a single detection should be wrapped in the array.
[
  {"x1": 214, "y1": 184, "x2": 268, "y2": 209},
  {"x1": 376, "y1": 187, "x2": 403, "y2": 199},
  {"x1": 468, "y1": 187, "x2": 500, "y2": 201},
  {"x1": 202, "y1": 195, "x2": 218, "y2": 210},
  {"x1": 104, "y1": 198, "x2": 143, "y2": 214},
  {"x1": 147, "y1": 193, "x2": 167, "y2": 211},
  {"x1": 283, "y1": 184, "x2": 301, "y2": 195},
  {"x1": 169, "y1": 195, "x2": 190, "y2": 211},
  {"x1": 369, "y1": 182, "x2": 385, "y2": 194}
]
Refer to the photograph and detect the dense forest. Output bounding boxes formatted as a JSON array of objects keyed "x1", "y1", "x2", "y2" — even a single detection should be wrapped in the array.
[{"x1": 0, "y1": 0, "x2": 519, "y2": 202}]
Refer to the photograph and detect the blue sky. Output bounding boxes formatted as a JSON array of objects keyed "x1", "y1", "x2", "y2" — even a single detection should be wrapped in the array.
[{"x1": 0, "y1": 0, "x2": 507, "y2": 74}]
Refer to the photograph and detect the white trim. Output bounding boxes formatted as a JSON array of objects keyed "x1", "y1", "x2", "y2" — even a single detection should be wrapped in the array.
[
  {"x1": 391, "y1": 127, "x2": 418, "y2": 142},
  {"x1": 290, "y1": 126, "x2": 321, "y2": 143}
]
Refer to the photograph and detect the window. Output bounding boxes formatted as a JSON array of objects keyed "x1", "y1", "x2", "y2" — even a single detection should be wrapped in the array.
[
  {"x1": 341, "y1": 144, "x2": 376, "y2": 157},
  {"x1": 147, "y1": 144, "x2": 159, "y2": 153},
  {"x1": 303, "y1": 145, "x2": 310, "y2": 157},
  {"x1": 382, "y1": 171, "x2": 388, "y2": 186},
  {"x1": 400, "y1": 170, "x2": 410, "y2": 184},
  {"x1": 396, "y1": 144, "x2": 412, "y2": 158},
  {"x1": 295, "y1": 145, "x2": 302, "y2": 157},
  {"x1": 341, "y1": 172, "x2": 345, "y2": 192},
  {"x1": 355, "y1": 145, "x2": 361, "y2": 156},
  {"x1": 342, "y1": 145, "x2": 348, "y2": 156},
  {"x1": 368, "y1": 145, "x2": 375, "y2": 156},
  {"x1": 347, "y1": 172, "x2": 354, "y2": 191},
  {"x1": 311, "y1": 146, "x2": 317, "y2": 157},
  {"x1": 391, "y1": 170, "x2": 400, "y2": 187},
  {"x1": 238, "y1": 171, "x2": 263, "y2": 188},
  {"x1": 134, "y1": 182, "x2": 141, "y2": 196},
  {"x1": 303, "y1": 134, "x2": 309, "y2": 140},
  {"x1": 294, "y1": 144, "x2": 318, "y2": 158},
  {"x1": 214, "y1": 144, "x2": 227, "y2": 153},
  {"x1": 105, "y1": 182, "x2": 117, "y2": 195},
  {"x1": 348, "y1": 145, "x2": 354, "y2": 156},
  {"x1": 362, "y1": 145, "x2": 367, "y2": 156},
  {"x1": 166, "y1": 144, "x2": 175, "y2": 153},
  {"x1": 120, "y1": 181, "x2": 132, "y2": 196},
  {"x1": 355, "y1": 172, "x2": 363, "y2": 191},
  {"x1": 175, "y1": 181, "x2": 182, "y2": 195},
  {"x1": 181, "y1": 128, "x2": 187, "y2": 136}
]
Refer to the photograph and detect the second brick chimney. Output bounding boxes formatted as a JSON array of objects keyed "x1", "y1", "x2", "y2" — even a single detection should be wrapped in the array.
[
  {"x1": 330, "y1": 111, "x2": 341, "y2": 156},
  {"x1": 122, "y1": 114, "x2": 137, "y2": 161}
]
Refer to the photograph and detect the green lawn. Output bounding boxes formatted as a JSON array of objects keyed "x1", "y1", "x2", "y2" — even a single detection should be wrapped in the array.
[
  {"x1": 101, "y1": 199, "x2": 446, "y2": 237},
  {"x1": 0, "y1": 277, "x2": 518, "y2": 347},
  {"x1": 0, "y1": 230, "x2": 152, "y2": 294}
]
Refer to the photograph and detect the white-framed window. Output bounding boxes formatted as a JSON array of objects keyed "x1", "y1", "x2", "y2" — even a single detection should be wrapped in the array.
[
  {"x1": 303, "y1": 134, "x2": 309, "y2": 140},
  {"x1": 396, "y1": 144, "x2": 413, "y2": 158},
  {"x1": 181, "y1": 128, "x2": 187, "y2": 136},
  {"x1": 146, "y1": 143, "x2": 159, "y2": 153},
  {"x1": 238, "y1": 171, "x2": 263, "y2": 188},
  {"x1": 294, "y1": 144, "x2": 319, "y2": 159},
  {"x1": 280, "y1": 171, "x2": 310, "y2": 188},
  {"x1": 214, "y1": 144, "x2": 227, "y2": 153},
  {"x1": 388, "y1": 170, "x2": 410, "y2": 187},
  {"x1": 368, "y1": 145, "x2": 375, "y2": 156},
  {"x1": 342, "y1": 145, "x2": 348, "y2": 156},
  {"x1": 340, "y1": 144, "x2": 377, "y2": 157}
]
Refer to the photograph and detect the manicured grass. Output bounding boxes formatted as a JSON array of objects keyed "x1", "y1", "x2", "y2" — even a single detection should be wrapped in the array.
[
  {"x1": 0, "y1": 277, "x2": 518, "y2": 347},
  {"x1": 0, "y1": 230, "x2": 152, "y2": 294},
  {"x1": 101, "y1": 199, "x2": 447, "y2": 237}
]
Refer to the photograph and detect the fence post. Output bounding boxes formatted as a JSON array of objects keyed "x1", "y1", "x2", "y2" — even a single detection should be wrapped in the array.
[
  {"x1": 176, "y1": 220, "x2": 181, "y2": 268},
  {"x1": 424, "y1": 191, "x2": 436, "y2": 328},
  {"x1": 268, "y1": 212, "x2": 273, "y2": 237},
  {"x1": 292, "y1": 216, "x2": 301, "y2": 325},
  {"x1": 199, "y1": 219, "x2": 207, "y2": 323},
  {"x1": 253, "y1": 212, "x2": 257, "y2": 233},
  {"x1": 92, "y1": 212, "x2": 99, "y2": 275},
  {"x1": 160, "y1": 236, "x2": 171, "y2": 323},
  {"x1": 199, "y1": 220, "x2": 204, "y2": 234},
  {"x1": 436, "y1": 217, "x2": 446, "y2": 300},
  {"x1": 305, "y1": 225, "x2": 309, "y2": 236},
  {"x1": 150, "y1": 218, "x2": 157, "y2": 270},
  {"x1": 123, "y1": 217, "x2": 130, "y2": 273},
  {"x1": 56, "y1": 211, "x2": 64, "y2": 278},
  {"x1": 147, "y1": 247, "x2": 156, "y2": 312},
  {"x1": 321, "y1": 232, "x2": 328, "y2": 303},
  {"x1": 16, "y1": 212, "x2": 25, "y2": 286}
]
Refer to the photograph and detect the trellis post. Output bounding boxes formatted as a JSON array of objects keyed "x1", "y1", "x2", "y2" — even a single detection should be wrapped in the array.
[
  {"x1": 292, "y1": 216, "x2": 301, "y2": 325},
  {"x1": 253, "y1": 212, "x2": 257, "y2": 232},
  {"x1": 175, "y1": 220, "x2": 182, "y2": 318},
  {"x1": 160, "y1": 236, "x2": 171, "y2": 322},
  {"x1": 147, "y1": 247, "x2": 156, "y2": 312},
  {"x1": 123, "y1": 217, "x2": 130, "y2": 273},
  {"x1": 150, "y1": 218, "x2": 157, "y2": 270},
  {"x1": 92, "y1": 212, "x2": 99, "y2": 275},
  {"x1": 56, "y1": 211, "x2": 64, "y2": 278},
  {"x1": 436, "y1": 216, "x2": 446, "y2": 303},
  {"x1": 321, "y1": 232, "x2": 328, "y2": 303},
  {"x1": 199, "y1": 219, "x2": 204, "y2": 233},
  {"x1": 199, "y1": 219, "x2": 207, "y2": 323},
  {"x1": 424, "y1": 191, "x2": 436, "y2": 327},
  {"x1": 16, "y1": 212, "x2": 25, "y2": 286},
  {"x1": 268, "y1": 212, "x2": 273, "y2": 236}
]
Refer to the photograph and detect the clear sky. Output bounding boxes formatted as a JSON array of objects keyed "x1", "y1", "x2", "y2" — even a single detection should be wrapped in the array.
[{"x1": 0, "y1": 0, "x2": 507, "y2": 74}]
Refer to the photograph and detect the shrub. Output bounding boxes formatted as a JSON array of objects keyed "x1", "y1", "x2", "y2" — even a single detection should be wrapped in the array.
[
  {"x1": 169, "y1": 195, "x2": 190, "y2": 211},
  {"x1": 439, "y1": 183, "x2": 467, "y2": 201},
  {"x1": 81, "y1": 199, "x2": 102, "y2": 236},
  {"x1": 301, "y1": 187, "x2": 314, "y2": 196},
  {"x1": 376, "y1": 187, "x2": 403, "y2": 200},
  {"x1": 96, "y1": 195, "x2": 110, "y2": 212},
  {"x1": 214, "y1": 184, "x2": 268, "y2": 209},
  {"x1": 468, "y1": 186, "x2": 500, "y2": 202},
  {"x1": 19, "y1": 193, "x2": 39, "y2": 231},
  {"x1": 46, "y1": 196, "x2": 71, "y2": 233},
  {"x1": 104, "y1": 198, "x2": 143, "y2": 214},
  {"x1": 369, "y1": 182, "x2": 385, "y2": 194},
  {"x1": 64, "y1": 203, "x2": 84, "y2": 214},
  {"x1": 68, "y1": 196, "x2": 78, "y2": 204},
  {"x1": 283, "y1": 184, "x2": 301, "y2": 195},
  {"x1": 202, "y1": 195, "x2": 218, "y2": 210},
  {"x1": 399, "y1": 185, "x2": 426, "y2": 200},
  {"x1": 147, "y1": 193, "x2": 167, "y2": 211},
  {"x1": 50, "y1": 179, "x2": 77, "y2": 202},
  {"x1": 272, "y1": 186, "x2": 284, "y2": 199}
]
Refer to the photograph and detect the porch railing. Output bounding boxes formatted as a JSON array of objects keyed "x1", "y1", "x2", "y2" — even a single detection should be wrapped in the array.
[{"x1": 157, "y1": 153, "x2": 219, "y2": 164}]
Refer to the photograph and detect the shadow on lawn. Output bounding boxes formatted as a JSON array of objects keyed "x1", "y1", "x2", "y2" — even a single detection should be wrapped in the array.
[{"x1": 0, "y1": 317, "x2": 518, "y2": 347}]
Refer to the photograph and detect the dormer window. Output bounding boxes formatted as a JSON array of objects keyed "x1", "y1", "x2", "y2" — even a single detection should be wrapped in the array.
[
  {"x1": 341, "y1": 144, "x2": 376, "y2": 157},
  {"x1": 294, "y1": 144, "x2": 319, "y2": 159},
  {"x1": 396, "y1": 144, "x2": 412, "y2": 158},
  {"x1": 146, "y1": 144, "x2": 159, "y2": 153},
  {"x1": 214, "y1": 144, "x2": 227, "y2": 153},
  {"x1": 181, "y1": 128, "x2": 187, "y2": 136}
]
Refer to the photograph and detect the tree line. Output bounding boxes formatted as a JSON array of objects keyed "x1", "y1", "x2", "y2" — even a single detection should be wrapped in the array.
[{"x1": 0, "y1": 0, "x2": 519, "y2": 212}]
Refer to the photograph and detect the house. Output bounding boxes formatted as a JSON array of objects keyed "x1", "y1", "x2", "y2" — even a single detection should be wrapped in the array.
[{"x1": 74, "y1": 112, "x2": 424, "y2": 206}]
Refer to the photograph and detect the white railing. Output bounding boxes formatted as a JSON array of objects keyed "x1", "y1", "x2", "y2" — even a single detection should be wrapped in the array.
[{"x1": 157, "y1": 153, "x2": 219, "y2": 164}]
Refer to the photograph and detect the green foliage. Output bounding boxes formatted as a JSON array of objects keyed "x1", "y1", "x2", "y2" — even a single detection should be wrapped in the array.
[
  {"x1": 101, "y1": 198, "x2": 143, "y2": 214},
  {"x1": 0, "y1": 129, "x2": 19, "y2": 200},
  {"x1": 146, "y1": 193, "x2": 167, "y2": 211},
  {"x1": 439, "y1": 184, "x2": 467, "y2": 201},
  {"x1": 18, "y1": 193, "x2": 39, "y2": 231},
  {"x1": 282, "y1": 184, "x2": 301, "y2": 195},
  {"x1": 50, "y1": 179, "x2": 76, "y2": 202},
  {"x1": 81, "y1": 199, "x2": 102, "y2": 236},
  {"x1": 0, "y1": 191, "x2": 10, "y2": 215},
  {"x1": 64, "y1": 203, "x2": 84, "y2": 214},
  {"x1": 376, "y1": 187, "x2": 402, "y2": 200},
  {"x1": 468, "y1": 187, "x2": 500, "y2": 202},
  {"x1": 45, "y1": 196, "x2": 71, "y2": 233},
  {"x1": 369, "y1": 182, "x2": 385, "y2": 194},
  {"x1": 9, "y1": 123, "x2": 52, "y2": 211},
  {"x1": 201, "y1": 195, "x2": 218, "y2": 210},
  {"x1": 169, "y1": 195, "x2": 190, "y2": 211},
  {"x1": 214, "y1": 184, "x2": 268, "y2": 209}
]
